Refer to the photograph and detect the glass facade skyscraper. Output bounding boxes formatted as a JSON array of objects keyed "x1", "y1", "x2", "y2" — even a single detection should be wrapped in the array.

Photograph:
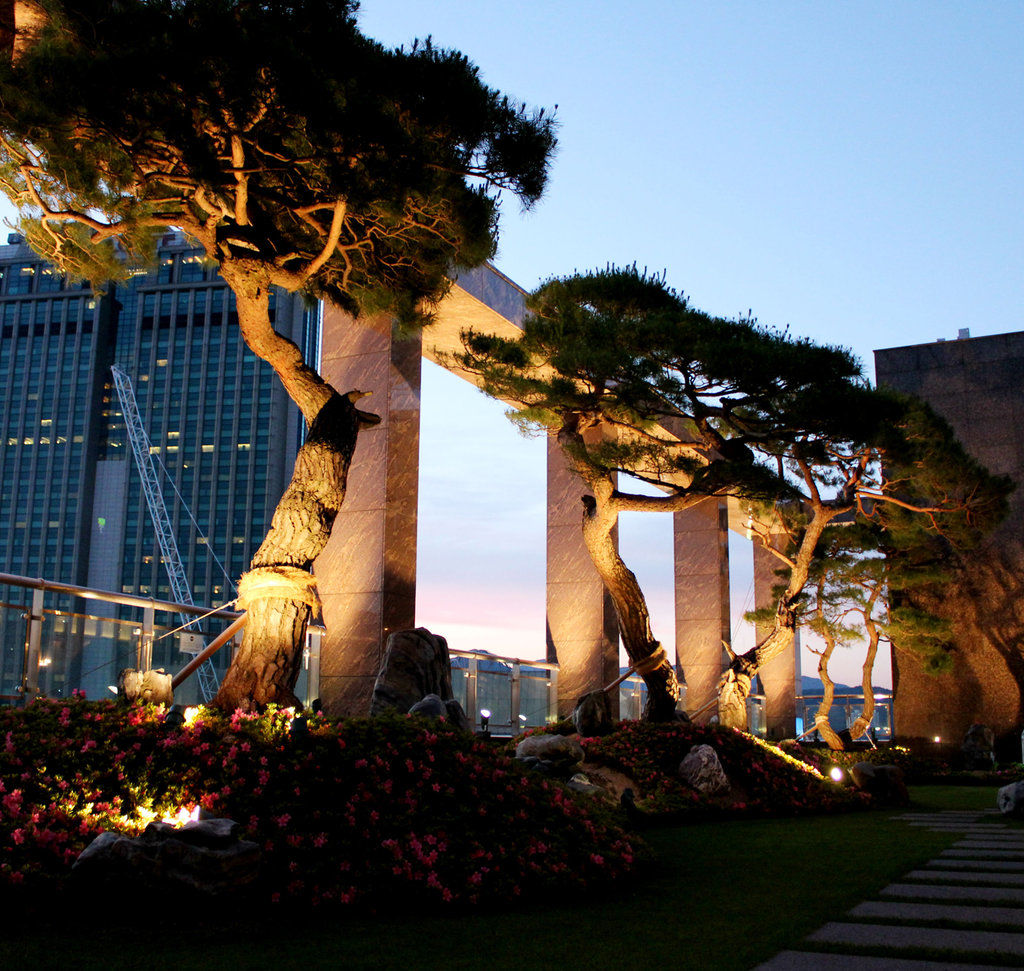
[{"x1": 0, "y1": 231, "x2": 312, "y2": 699}]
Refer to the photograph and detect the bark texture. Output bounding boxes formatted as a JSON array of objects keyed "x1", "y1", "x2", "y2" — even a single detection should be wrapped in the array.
[
  {"x1": 579, "y1": 487, "x2": 681, "y2": 721},
  {"x1": 214, "y1": 390, "x2": 377, "y2": 712},
  {"x1": 814, "y1": 640, "x2": 845, "y2": 751},
  {"x1": 717, "y1": 501, "x2": 841, "y2": 730},
  {"x1": 849, "y1": 619, "x2": 880, "y2": 741}
]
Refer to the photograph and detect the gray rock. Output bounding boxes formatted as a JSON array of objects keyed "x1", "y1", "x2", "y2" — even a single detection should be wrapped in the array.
[
  {"x1": 515, "y1": 733, "x2": 585, "y2": 764},
  {"x1": 567, "y1": 772, "x2": 605, "y2": 796},
  {"x1": 997, "y1": 781, "x2": 1024, "y2": 818},
  {"x1": 370, "y1": 628, "x2": 455, "y2": 718},
  {"x1": 572, "y1": 691, "x2": 613, "y2": 736},
  {"x1": 142, "y1": 817, "x2": 241, "y2": 848},
  {"x1": 851, "y1": 762, "x2": 909, "y2": 805},
  {"x1": 679, "y1": 743, "x2": 730, "y2": 796},
  {"x1": 73, "y1": 817, "x2": 260, "y2": 894},
  {"x1": 962, "y1": 723, "x2": 996, "y2": 769},
  {"x1": 117, "y1": 668, "x2": 173, "y2": 706},
  {"x1": 409, "y1": 693, "x2": 447, "y2": 718},
  {"x1": 444, "y1": 699, "x2": 473, "y2": 733}
]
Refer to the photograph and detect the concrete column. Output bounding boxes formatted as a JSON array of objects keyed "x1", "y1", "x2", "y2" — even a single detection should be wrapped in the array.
[
  {"x1": 315, "y1": 304, "x2": 421, "y2": 716},
  {"x1": 753, "y1": 540, "x2": 797, "y2": 738},
  {"x1": 674, "y1": 500, "x2": 730, "y2": 720},
  {"x1": 545, "y1": 436, "x2": 619, "y2": 717}
]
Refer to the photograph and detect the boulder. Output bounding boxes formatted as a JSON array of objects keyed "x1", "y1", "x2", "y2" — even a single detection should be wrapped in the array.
[
  {"x1": 997, "y1": 781, "x2": 1024, "y2": 818},
  {"x1": 572, "y1": 691, "x2": 614, "y2": 736},
  {"x1": 117, "y1": 668, "x2": 173, "y2": 706},
  {"x1": 515, "y1": 733, "x2": 584, "y2": 764},
  {"x1": 73, "y1": 817, "x2": 260, "y2": 894},
  {"x1": 962, "y1": 723, "x2": 996, "y2": 769},
  {"x1": 515, "y1": 734, "x2": 585, "y2": 779},
  {"x1": 851, "y1": 762, "x2": 909, "y2": 805},
  {"x1": 369, "y1": 628, "x2": 455, "y2": 717},
  {"x1": 679, "y1": 744, "x2": 730, "y2": 796},
  {"x1": 407, "y1": 693, "x2": 473, "y2": 732},
  {"x1": 567, "y1": 772, "x2": 605, "y2": 796}
]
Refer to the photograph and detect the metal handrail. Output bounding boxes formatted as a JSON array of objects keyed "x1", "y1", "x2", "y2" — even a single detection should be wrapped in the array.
[{"x1": 0, "y1": 571, "x2": 239, "y2": 621}]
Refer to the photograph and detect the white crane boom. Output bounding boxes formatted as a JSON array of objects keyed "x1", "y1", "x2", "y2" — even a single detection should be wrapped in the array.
[{"x1": 111, "y1": 365, "x2": 219, "y2": 702}]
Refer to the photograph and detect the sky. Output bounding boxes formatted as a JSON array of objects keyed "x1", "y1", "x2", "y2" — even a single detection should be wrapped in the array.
[
  {"x1": 5, "y1": 1, "x2": 1023, "y2": 691},
  {"x1": 356, "y1": 0, "x2": 1024, "y2": 689}
]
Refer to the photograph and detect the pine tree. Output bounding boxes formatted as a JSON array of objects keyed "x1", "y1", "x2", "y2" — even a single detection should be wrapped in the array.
[
  {"x1": 458, "y1": 266, "x2": 1011, "y2": 726},
  {"x1": 0, "y1": 0, "x2": 555, "y2": 710}
]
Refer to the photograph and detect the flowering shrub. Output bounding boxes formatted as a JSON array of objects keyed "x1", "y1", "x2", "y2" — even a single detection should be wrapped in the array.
[
  {"x1": 0, "y1": 698, "x2": 637, "y2": 907},
  {"x1": 578, "y1": 721, "x2": 870, "y2": 817}
]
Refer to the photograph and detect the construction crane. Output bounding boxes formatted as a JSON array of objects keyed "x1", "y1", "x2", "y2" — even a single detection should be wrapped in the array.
[{"x1": 111, "y1": 364, "x2": 219, "y2": 702}]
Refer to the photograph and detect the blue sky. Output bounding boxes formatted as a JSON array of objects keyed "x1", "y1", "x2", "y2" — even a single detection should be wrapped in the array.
[
  {"x1": 5, "y1": 2, "x2": 1022, "y2": 689},
  {"x1": 359, "y1": 1, "x2": 1023, "y2": 688}
]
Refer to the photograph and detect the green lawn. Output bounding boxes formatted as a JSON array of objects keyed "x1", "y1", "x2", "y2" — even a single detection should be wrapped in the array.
[{"x1": 7, "y1": 785, "x2": 1007, "y2": 970}]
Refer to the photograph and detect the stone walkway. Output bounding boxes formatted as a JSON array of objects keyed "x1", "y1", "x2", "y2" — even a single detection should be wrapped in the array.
[{"x1": 756, "y1": 809, "x2": 1024, "y2": 970}]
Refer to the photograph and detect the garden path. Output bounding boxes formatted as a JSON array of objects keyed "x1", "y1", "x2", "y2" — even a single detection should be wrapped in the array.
[{"x1": 755, "y1": 809, "x2": 1024, "y2": 969}]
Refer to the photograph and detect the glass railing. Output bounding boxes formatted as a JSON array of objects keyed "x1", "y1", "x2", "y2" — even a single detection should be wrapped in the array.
[
  {"x1": 450, "y1": 650, "x2": 558, "y2": 734},
  {"x1": 795, "y1": 692, "x2": 893, "y2": 742},
  {"x1": 0, "y1": 571, "x2": 321, "y2": 708}
]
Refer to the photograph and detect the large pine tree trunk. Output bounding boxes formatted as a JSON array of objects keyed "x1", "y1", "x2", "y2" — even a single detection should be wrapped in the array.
[
  {"x1": 579, "y1": 488, "x2": 681, "y2": 721},
  {"x1": 214, "y1": 391, "x2": 374, "y2": 711},
  {"x1": 210, "y1": 274, "x2": 378, "y2": 712},
  {"x1": 718, "y1": 607, "x2": 797, "y2": 730}
]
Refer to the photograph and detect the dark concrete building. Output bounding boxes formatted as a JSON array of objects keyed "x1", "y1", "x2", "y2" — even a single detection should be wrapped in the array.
[{"x1": 875, "y1": 330, "x2": 1024, "y2": 749}]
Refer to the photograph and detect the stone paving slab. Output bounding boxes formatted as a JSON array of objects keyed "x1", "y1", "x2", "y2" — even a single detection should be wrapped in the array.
[
  {"x1": 754, "y1": 951, "x2": 997, "y2": 970},
  {"x1": 905, "y1": 869, "x2": 1024, "y2": 885},
  {"x1": 882, "y1": 882, "x2": 1024, "y2": 904},
  {"x1": 925, "y1": 859, "x2": 1024, "y2": 871},
  {"x1": 807, "y1": 921, "x2": 1024, "y2": 957},
  {"x1": 897, "y1": 814, "x2": 988, "y2": 821},
  {"x1": 954, "y1": 840, "x2": 1024, "y2": 850},
  {"x1": 954, "y1": 831, "x2": 1024, "y2": 839},
  {"x1": 849, "y1": 899, "x2": 1024, "y2": 926},
  {"x1": 942, "y1": 848, "x2": 1024, "y2": 858},
  {"x1": 905, "y1": 822, "x2": 1002, "y2": 829}
]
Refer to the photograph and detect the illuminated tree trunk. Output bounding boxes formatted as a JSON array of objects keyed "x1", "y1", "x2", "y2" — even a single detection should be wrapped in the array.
[
  {"x1": 213, "y1": 278, "x2": 379, "y2": 711},
  {"x1": 575, "y1": 464, "x2": 680, "y2": 722},
  {"x1": 814, "y1": 635, "x2": 845, "y2": 751},
  {"x1": 718, "y1": 501, "x2": 840, "y2": 730},
  {"x1": 849, "y1": 601, "x2": 881, "y2": 740}
]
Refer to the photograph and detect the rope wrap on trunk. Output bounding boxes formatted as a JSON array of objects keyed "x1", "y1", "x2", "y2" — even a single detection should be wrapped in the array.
[{"x1": 236, "y1": 566, "x2": 320, "y2": 612}]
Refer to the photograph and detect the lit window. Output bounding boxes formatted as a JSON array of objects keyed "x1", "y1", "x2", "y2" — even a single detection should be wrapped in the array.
[
  {"x1": 149, "y1": 446, "x2": 160, "y2": 454},
  {"x1": 201, "y1": 444, "x2": 214, "y2": 452},
  {"x1": 237, "y1": 443, "x2": 251, "y2": 450}
]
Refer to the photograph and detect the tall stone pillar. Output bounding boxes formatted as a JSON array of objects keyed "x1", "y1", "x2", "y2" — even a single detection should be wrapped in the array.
[
  {"x1": 545, "y1": 436, "x2": 619, "y2": 717},
  {"x1": 753, "y1": 540, "x2": 797, "y2": 738},
  {"x1": 314, "y1": 305, "x2": 421, "y2": 716},
  {"x1": 674, "y1": 501, "x2": 730, "y2": 720}
]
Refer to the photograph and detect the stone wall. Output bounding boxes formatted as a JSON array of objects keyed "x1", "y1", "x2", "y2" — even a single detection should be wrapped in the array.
[{"x1": 875, "y1": 331, "x2": 1024, "y2": 747}]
